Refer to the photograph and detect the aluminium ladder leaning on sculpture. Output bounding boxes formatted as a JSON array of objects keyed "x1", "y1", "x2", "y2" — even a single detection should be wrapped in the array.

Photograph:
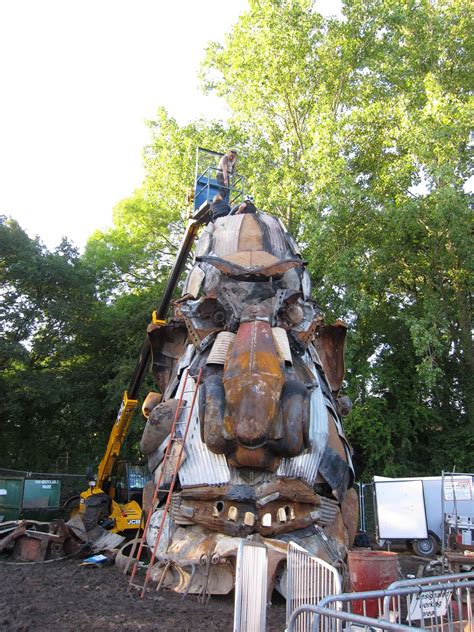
[{"x1": 128, "y1": 367, "x2": 203, "y2": 598}]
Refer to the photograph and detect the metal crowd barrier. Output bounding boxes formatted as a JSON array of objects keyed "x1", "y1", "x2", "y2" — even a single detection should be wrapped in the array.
[
  {"x1": 383, "y1": 572, "x2": 474, "y2": 630},
  {"x1": 287, "y1": 576, "x2": 474, "y2": 631},
  {"x1": 233, "y1": 540, "x2": 268, "y2": 632},
  {"x1": 286, "y1": 542, "x2": 342, "y2": 632}
]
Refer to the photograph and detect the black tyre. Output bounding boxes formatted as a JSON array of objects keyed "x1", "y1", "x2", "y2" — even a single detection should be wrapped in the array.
[
  {"x1": 83, "y1": 494, "x2": 109, "y2": 531},
  {"x1": 411, "y1": 532, "x2": 438, "y2": 557},
  {"x1": 63, "y1": 496, "x2": 80, "y2": 520}
]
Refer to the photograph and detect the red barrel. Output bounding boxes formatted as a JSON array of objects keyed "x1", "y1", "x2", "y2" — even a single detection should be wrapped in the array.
[{"x1": 348, "y1": 550, "x2": 399, "y2": 618}]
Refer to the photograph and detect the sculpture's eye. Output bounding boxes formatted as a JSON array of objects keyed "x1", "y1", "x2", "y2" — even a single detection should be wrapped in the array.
[
  {"x1": 196, "y1": 298, "x2": 227, "y2": 328},
  {"x1": 282, "y1": 302, "x2": 304, "y2": 325},
  {"x1": 212, "y1": 309, "x2": 226, "y2": 326}
]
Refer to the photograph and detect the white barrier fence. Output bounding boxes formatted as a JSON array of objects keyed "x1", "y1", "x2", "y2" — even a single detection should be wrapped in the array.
[
  {"x1": 286, "y1": 542, "x2": 343, "y2": 632},
  {"x1": 233, "y1": 540, "x2": 268, "y2": 632}
]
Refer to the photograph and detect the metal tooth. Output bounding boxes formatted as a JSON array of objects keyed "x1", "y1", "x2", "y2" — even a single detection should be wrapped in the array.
[
  {"x1": 262, "y1": 512, "x2": 272, "y2": 527},
  {"x1": 227, "y1": 506, "x2": 238, "y2": 522},
  {"x1": 277, "y1": 508, "x2": 287, "y2": 523},
  {"x1": 244, "y1": 512, "x2": 255, "y2": 527}
]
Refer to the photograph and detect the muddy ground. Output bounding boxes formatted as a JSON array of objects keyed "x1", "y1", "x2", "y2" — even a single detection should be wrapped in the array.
[
  {"x1": 0, "y1": 551, "x2": 429, "y2": 631},
  {"x1": 0, "y1": 554, "x2": 286, "y2": 632}
]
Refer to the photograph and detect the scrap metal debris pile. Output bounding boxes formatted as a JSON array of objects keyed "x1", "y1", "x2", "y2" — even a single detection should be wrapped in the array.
[
  {"x1": 136, "y1": 208, "x2": 359, "y2": 595},
  {"x1": 0, "y1": 519, "x2": 79, "y2": 562},
  {"x1": 0, "y1": 516, "x2": 123, "y2": 563}
]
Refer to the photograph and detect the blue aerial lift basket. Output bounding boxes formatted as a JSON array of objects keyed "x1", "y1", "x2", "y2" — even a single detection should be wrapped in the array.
[{"x1": 193, "y1": 147, "x2": 245, "y2": 211}]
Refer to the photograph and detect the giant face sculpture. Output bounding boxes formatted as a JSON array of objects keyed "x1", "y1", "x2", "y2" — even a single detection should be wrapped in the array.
[{"x1": 141, "y1": 210, "x2": 358, "y2": 593}]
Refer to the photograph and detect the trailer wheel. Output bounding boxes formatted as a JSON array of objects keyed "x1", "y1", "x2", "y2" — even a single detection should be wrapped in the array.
[{"x1": 412, "y1": 532, "x2": 438, "y2": 557}]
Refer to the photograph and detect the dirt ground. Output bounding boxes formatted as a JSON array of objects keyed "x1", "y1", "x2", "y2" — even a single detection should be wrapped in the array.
[
  {"x1": 0, "y1": 551, "x2": 430, "y2": 632},
  {"x1": 0, "y1": 554, "x2": 286, "y2": 632}
]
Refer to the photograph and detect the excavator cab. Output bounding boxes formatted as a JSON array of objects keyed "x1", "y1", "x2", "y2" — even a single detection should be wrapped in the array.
[{"x1": 114, "y1": 461, "x2": 151, "y2": 505}]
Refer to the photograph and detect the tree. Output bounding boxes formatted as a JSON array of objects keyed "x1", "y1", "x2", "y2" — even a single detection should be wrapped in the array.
[
  {"x1": 202, "y1": 0, "x2": 473, "y2": 477},
  {"x1": 0, "y1": 217, "x2": 102, "y2": 469}
]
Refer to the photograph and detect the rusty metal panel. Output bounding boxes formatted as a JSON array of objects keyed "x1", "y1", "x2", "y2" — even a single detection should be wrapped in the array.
[
  {"x1": 258, "y1": 213, "x2": 294, "y2": 259},
  {"x1": 223, "y1": 320, "x2": 283, "y2": 450},
  {"x1": 237, "y1": 214, "x2": 264, "y2": 252},
  {"x1": 313, "y1": 321, "x2": 347, "y2": 394}
]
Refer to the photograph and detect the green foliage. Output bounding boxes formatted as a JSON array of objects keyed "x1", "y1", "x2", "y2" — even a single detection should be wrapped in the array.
[
  {"x1": 0, "y1": 217, "x2": 101, "y2": 470},
  {"x1": 202, "y1": 0, "x2": 473, "y2": 478},
  {"x1": 2, "y1": 0, "x2": 472, "y2": 480}
]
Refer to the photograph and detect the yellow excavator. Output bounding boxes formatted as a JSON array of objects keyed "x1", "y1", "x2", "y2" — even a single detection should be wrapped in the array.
[
  {"x1": 71, "y1": 198, "x2": 226, "y2": 532},
  {"x1": 69, "y1": 148, "x2": 244, "y2": 533}
]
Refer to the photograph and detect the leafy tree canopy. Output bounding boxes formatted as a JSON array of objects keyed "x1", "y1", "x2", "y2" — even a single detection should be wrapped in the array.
[{"x1": 1, "y1": 0, "x2": 472, "y2": 480}]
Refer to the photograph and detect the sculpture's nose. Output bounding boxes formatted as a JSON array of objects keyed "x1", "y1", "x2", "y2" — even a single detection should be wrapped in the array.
[{"x1": 222, "y1": 320, "x2": 284, "y2": 448}]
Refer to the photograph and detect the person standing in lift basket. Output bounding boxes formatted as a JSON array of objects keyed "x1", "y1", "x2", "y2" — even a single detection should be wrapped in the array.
[{"x1": 217, "y1": 149, "x2": 237, "y2": 201}]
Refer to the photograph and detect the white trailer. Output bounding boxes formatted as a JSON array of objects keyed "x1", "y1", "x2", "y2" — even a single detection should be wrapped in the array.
[{"x1": 373, "y1": 473, "x2": 474, "y2": 556}]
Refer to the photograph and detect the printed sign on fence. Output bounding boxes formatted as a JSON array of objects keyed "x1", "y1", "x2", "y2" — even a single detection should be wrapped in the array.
[
  {"x1": 408, "y1": 589, "x2": 452, "y2": 621},
  {"x1": 444, "y1": 478, "x2": 472, "y2": 501}
]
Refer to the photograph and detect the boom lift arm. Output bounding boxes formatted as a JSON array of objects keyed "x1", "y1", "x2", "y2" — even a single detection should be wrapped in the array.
[
  {"x1": 94, "y1": 203, "x2": 211, "y2": 496},
  {"x1": 77, "y1": 147, "x2": 244, "y2": 532}
]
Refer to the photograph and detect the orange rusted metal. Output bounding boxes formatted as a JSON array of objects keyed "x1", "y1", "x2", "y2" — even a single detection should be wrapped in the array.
[{"x1": 223, "y1": 320, "x2": 283, "y2": 462}]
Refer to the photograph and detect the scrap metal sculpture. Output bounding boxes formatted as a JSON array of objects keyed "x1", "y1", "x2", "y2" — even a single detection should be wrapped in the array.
[{"x1": 140, "y1": 208, "x2": 358, "y2": 596}]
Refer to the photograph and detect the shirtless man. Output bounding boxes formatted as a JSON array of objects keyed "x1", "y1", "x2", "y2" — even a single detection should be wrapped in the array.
[{"x1": 217, "y1": 149, "x2": 237, "y2": 200}]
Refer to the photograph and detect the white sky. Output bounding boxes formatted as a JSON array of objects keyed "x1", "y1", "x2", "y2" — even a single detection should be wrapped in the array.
[{"x1": 0, "y1": 1, "x2": 340, "y2": 250}]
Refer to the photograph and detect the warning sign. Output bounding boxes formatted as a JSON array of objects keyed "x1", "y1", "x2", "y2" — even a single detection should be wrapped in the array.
[
  {"x1": 443, "y1": 478, "x2": 472, "y2": 501},
  {"x1": 409, "y1": 589, "x2": 452, "y2": 621}
]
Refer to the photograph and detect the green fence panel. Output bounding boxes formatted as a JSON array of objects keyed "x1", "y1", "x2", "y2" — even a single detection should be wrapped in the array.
[
  {"x1": 0, "y1": 477, "x2": 23, "y2": 522},
  {"x1": 22, "y1": 479, "x2": 61, "y2": 509}
]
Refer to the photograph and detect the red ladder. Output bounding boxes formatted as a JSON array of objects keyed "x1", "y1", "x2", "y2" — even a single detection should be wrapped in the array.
[{"x1": 128, "y1": 367, "x2": 202, "y2": 597}]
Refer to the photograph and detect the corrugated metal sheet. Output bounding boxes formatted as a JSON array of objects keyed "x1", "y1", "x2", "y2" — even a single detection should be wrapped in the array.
[
  {"x1": 233, "y1": 541, "x2": 268, "y2": 632},
  {"x1": 318, "y1": 497, "x2": 340, "y2": 526},
  {"x1": 207, "y1": 332, "x2": 235, "y2": 365},
  {"x1": 228, "y1": 466, "x2": 275, "y2": 486},
  {"x1": 272, "y1": 327, "x2": 292, "y2": 364},
  {"x1": 277, "y1": 358, "x2": 329, "y2": 485},
  {"x1": 175, "y1": 373, "x2": 231, "y2": 487},
  {"x1": 212, "y1": 215, "x2": 244, "y2": 257}
]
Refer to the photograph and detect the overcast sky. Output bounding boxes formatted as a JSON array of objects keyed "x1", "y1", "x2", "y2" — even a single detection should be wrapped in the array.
[{"x1": 0, "y1": 1, "x2": 340, "y2": 250}]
